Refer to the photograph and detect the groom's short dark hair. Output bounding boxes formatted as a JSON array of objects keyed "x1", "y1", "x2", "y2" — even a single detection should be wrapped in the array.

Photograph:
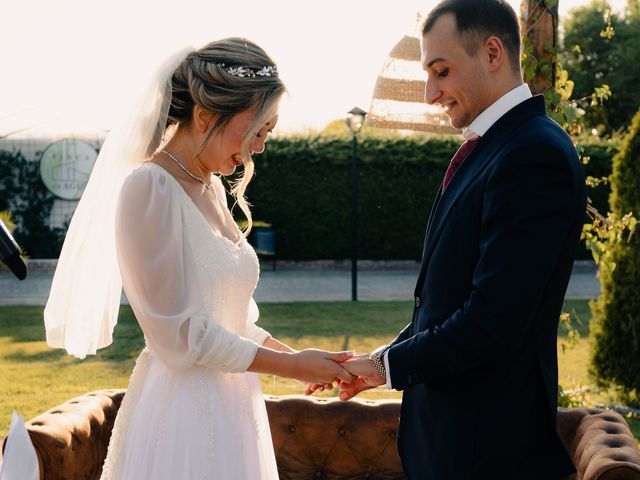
[{"x1": 422, "y1": 0, "x2": 522, "y2": 72}]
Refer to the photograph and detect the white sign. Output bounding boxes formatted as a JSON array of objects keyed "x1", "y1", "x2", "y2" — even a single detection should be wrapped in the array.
[{"x1": 40, "y1": 140, "x2": 98, "y2": 200}]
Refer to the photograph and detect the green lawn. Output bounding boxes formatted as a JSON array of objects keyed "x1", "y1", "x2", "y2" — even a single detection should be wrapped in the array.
[{"x1": 1, "y1": 301, "x2": 638, "y2": 440}]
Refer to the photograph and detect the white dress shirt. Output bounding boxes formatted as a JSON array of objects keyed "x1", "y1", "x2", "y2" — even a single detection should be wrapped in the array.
[{"x1": 381, "y1": 83, "x2": 533, "y2": 389}]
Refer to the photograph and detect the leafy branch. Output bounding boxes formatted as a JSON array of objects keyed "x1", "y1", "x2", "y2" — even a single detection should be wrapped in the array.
[{"x1": 521, "y1": 0, "x2": 636, "y2": 379}]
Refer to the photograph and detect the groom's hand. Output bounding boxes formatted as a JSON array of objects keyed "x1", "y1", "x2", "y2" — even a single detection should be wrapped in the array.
[{"x1": 338, "y1": 354, "x2": 386, "y2": 401}]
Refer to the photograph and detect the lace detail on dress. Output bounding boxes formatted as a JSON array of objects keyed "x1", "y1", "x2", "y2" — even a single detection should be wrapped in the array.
[
  {"x1": 100, "y1": 349, "x2": 151, "y2": 480},
  {"x1": 189, "y1": 367, "x2": 216, "y2": 467},
  {"x1": 152, "y1": 366, "x2": 177, "y2": 463},
  {"x1": 180, "y1": 185, "x2": 260, "y2": 337}
]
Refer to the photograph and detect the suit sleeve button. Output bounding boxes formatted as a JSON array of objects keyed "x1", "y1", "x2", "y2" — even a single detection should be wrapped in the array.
[{"x1": 415, "y1": 297, "x2": 421, "y2": 307}]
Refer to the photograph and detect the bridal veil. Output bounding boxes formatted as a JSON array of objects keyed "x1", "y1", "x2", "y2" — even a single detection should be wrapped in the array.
[{"x1": 44, "y1": 48, "x2": 192, "y2": 358}]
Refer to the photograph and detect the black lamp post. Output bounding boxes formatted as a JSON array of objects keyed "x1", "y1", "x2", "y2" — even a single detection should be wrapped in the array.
[{"x1": 345, "y1": 106, "x2": 367, "y2": 302}]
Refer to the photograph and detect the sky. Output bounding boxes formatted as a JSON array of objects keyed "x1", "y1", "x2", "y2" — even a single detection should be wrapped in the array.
[{"x1": 0, "y1": 0, "x2": 628, "y2": 138}]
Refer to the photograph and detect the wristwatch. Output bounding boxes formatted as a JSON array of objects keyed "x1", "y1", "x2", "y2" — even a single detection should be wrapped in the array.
[{"x1": 369, "y1": 345, "x2": 390, "y2": 380}]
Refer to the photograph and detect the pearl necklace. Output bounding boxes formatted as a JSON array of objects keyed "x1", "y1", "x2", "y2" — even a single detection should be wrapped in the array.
[{"x1": 161, "y1": 150, "x2": 211, "y2": 190}]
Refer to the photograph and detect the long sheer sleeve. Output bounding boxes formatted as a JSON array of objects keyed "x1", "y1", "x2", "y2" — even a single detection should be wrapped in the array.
[{"x1": 116, "y1": 166, "x2": 259, "y2": 372}]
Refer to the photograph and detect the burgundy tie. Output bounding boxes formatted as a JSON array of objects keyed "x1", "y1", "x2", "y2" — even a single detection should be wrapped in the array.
[{"x1": 442, "y1": 137, "x2": 480, "y2": 191}]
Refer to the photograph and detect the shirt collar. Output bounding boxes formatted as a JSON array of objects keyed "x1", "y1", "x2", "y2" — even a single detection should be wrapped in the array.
[{"x1": 463, "y1": 83, "x2": 533, "y2": 141}]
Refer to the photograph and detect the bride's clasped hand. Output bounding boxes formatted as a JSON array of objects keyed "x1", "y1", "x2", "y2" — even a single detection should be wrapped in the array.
[
  {"x1": 304, "y1": 353, "x2": 386, "y2": 398},
  {"x1": 249, "y1": 346, "x2": 356, "y2": 386}
]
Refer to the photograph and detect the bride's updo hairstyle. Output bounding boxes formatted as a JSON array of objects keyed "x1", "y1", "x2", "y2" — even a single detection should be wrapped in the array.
[{"x1": 166, "y1": 37, "x2": 285, "y2": 233}]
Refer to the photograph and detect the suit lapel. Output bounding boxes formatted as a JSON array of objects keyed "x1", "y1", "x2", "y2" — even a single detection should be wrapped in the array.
[{"x1": 414, "y1": 95, "x2": 546, "y2": 295}]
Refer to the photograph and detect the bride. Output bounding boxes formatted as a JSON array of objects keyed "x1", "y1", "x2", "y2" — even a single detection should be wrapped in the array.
[{"x1": 44, "y1": 38, "x2": 355, "y2": 479}]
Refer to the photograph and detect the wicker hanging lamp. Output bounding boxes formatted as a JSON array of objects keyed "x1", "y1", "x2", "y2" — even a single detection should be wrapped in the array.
[{"x1": 367, "y1": 15, "x2": 461, "y2": 134}]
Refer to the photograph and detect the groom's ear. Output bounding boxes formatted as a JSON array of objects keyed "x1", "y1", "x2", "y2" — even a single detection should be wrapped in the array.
[{"x1": 483, "y1": 36, "x2": 505, "y2": 73}]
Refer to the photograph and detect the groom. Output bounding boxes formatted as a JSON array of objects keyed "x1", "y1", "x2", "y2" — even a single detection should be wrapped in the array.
[{"x1": 336, "y1": 0, "x2": 585, "y2": 478}]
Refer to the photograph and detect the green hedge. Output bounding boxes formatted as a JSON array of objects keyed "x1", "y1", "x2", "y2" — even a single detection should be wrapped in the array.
[
  {"x1": 242, "y1": 135, "x2": 458, "y2": 260},
  {"x1": 0, "y1": 136, "x2": 619, "y2": 260},
  {"x1": 242, "y1": 135, "x2": 618, "y2": 261}
]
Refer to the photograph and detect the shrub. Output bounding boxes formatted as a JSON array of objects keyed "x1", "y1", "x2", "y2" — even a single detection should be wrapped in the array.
[
  {"x1": 0, "y1": 135, "x2": 620, "y2": 260},
  {"x1": 240, "y1": 134, "x2": 616, "y2": 261},
  {"x1": 0, "y1": 150, "x2": 64, "y2": 258},
  {"x1": 590, "y1": 108, "x2": 640, "y2": 394},
  {"x1": 241, "y1": 134, "x2": 458, "y2": 261}
]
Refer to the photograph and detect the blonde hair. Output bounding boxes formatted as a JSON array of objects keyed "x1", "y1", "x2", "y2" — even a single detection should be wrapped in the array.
[{"x1": 166, "y1": 37, "x2": 285, "y2": 233}]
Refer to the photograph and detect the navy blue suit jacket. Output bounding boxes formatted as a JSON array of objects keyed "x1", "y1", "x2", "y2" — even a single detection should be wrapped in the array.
[{"x1": 387, "y1": 95, "x2": 584, "y2": 479}]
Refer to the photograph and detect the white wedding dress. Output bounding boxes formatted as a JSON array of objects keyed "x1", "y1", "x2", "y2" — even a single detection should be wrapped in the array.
[{"x1": 100, "y1": 163, "x2": 279, "y2": 479}]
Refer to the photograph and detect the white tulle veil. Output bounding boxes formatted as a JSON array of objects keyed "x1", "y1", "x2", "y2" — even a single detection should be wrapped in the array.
[{"x1": 44, "y1": 47, "x2": 192, "y2": 359}]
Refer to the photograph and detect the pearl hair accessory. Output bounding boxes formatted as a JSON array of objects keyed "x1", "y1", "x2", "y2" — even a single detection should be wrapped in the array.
[{"x1": 216, "y1": 63, "x2": 278, "y2": 78}]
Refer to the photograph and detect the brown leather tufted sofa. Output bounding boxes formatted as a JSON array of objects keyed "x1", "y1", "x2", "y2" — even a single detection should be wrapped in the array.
[{"x1": 2, "y1": 389, "x2": 640, "y2": 479}]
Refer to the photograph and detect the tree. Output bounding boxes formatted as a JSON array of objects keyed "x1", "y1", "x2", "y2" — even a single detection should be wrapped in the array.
[
  {"x1": 589, "y1": 108, "x2": 640, "y2": 394},
  {"x1": 562, "y1": 0, "x2": 640, "y2": 134},
  {"x1": 523, "y1": 0, "x2": 559, "y2": 95},
  {"x1": 522, "y1": 0, "x2": 598, "y2": 136},
  {"x1": 522, "y1": 0, "x2": 638, "y2": 403}
]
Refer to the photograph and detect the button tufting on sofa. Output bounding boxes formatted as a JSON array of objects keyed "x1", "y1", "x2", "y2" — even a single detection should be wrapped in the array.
[{"x1": 2, "y1": 391, "x2": 640, "y2": 480}]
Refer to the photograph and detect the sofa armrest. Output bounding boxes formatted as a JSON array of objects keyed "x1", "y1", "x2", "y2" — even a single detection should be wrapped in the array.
[
  {"x1": 4, "y1": 389, "x2": 126, "y2": 480},
  {"x1": 557, "y1": 408, "x2": 640, "y2": 480}
]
